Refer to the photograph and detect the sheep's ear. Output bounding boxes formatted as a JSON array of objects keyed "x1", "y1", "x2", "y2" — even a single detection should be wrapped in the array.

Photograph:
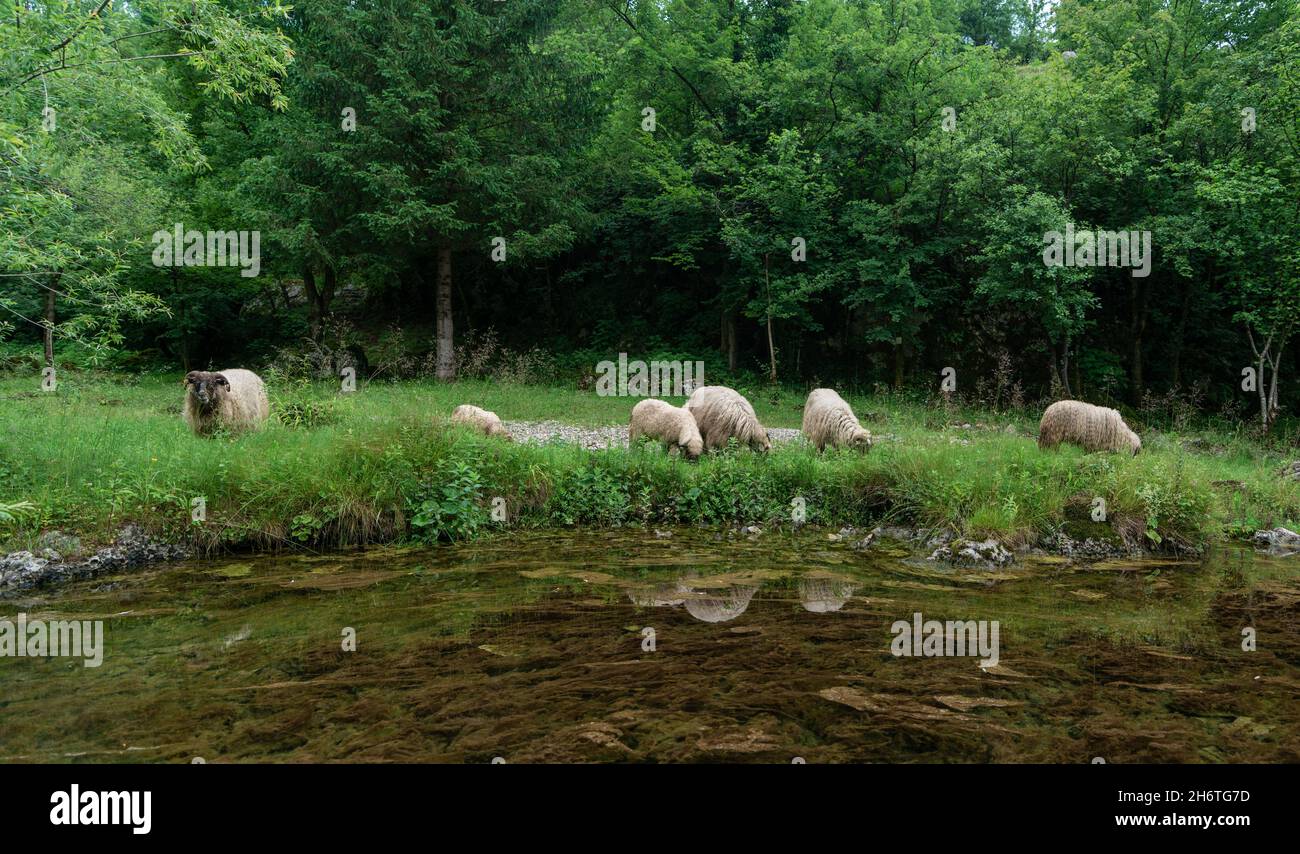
[
  {"x1": 184, "y1": 371, "x2": 199, "y2": 385},
  {"x1": 215, "y1": 374, "x2": 228, "y2": 385}
]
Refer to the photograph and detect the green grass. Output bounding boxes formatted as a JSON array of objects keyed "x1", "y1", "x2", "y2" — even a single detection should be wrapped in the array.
[{"x1": 1, "y1": 370, "x2": 1298, "y2": 555}]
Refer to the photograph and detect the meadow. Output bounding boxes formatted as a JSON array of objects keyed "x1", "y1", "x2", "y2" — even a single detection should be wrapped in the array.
[{"x1": 1, "y1": 370, "x2": 1298, "y2": 556}]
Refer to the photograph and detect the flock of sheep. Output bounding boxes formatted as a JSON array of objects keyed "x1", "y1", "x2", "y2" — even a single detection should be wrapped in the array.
[{"x1": 181, "y1": 368, "x2": 1142, "y2": 456}]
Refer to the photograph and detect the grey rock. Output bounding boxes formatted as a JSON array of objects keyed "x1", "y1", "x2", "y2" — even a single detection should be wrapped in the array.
[
  {"x1": 0, "y1": 551, "x2": 49, "y2": 590},
  {"x1": 928, "y1": 538, "x2": 1013, "y2": 568},
  {"x1": 1253, "y1": 527, "x2": 1300, "y2": 556},
  {"x1": 870, "y1": 525, "x2": 923, "y2": 542},
  {"x1": 37, "y1": 529, "x2": 81, "y2": 558},
  {"x1": 1039, "y1": 532, "x2": 1128, "y2": 561},
  {"x1": 0, "y1": 524, "x2": 188, "y2": 596}
]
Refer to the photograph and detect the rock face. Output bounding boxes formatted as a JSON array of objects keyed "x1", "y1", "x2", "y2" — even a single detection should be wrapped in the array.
[
  {"x1": 927, "y1": 538, "x2": 1013, "y2": 568},
  {"x1": 0, "y1": 551, "x2": 49, "y2": 590},
  {"x1": 1038, "y1": 532, "x2": 1128, "y2": 561},
  {"x1": 1253, "y1": 527, "x2": 1300, "y2": 556},
  {"x1": 0, "y1": 525, "x2": 188, "y2": 595}
]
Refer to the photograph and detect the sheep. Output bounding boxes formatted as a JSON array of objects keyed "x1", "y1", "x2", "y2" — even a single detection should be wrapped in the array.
[
  {"x1": 684, "y1": 386, "x2": 771, "y2": 452},
  {"x1": 183, "y1": 369, "x2": 269, "y2": 436},
  {"x1": 450, "y1": 404, "x2": 513, "y2": 440},
  {"x1": 628, "y1": 398, "x2": 704, "y2": 460},
  {"x1": 801, "y1": 388, "x2": 872, "y2": 451},
  {"x1": 1037, "y1": 400, "x2": 1141, "y2": 455}
]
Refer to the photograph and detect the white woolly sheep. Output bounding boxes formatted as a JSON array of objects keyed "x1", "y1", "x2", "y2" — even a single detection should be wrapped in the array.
[
  {"x1": 1037, "y1": 400, "x2": 1141, "y2": 455},
  {"x1": 183, "y1": 369, "x2": 269, "y2": 436},
  {"x1": 684, "y1": 386, "x2": 771, "y2": 452},
  {"x1": 450, "y1": 404, "x2": 513, "y2": 440},
  {"x1": 628, "y1": 398, "x2": 704, "y2": 460},
  {"x1": 801, "y1": 388, "x2": 872, "y2": 451}
]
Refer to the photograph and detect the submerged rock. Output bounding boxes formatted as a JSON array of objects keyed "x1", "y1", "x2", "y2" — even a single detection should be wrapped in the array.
[
  {"x1": 928, "y1": 538, "x2": 1013, "y2": 568},
  {"x1": 1253, "y1": 527, "x2": 1300, "y2": 556}
]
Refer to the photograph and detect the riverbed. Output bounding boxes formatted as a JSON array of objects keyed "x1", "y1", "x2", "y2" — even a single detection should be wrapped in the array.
[{"x1": 1, "y1": 530, "x2": 1296, "y2": 763}]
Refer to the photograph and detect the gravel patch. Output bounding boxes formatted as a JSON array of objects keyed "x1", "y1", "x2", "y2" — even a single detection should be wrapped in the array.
[{"x1": 504, "y1": 421, "x2": 804, "y2": 450}]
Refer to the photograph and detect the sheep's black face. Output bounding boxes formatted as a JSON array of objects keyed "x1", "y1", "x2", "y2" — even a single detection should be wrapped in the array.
[{"x1": 185, "y1": 371, "x2": 228, "y2": 410}]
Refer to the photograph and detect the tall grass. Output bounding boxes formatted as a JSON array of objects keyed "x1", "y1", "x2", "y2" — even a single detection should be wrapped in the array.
[{"x1": 1, "y1": 372, "x2": 1297, "y2": 554}]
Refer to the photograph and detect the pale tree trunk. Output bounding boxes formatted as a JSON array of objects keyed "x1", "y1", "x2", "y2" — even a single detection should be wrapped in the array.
[
  {"x1": 1267, "y1": 344, "x2": 1283, "y2": 429},
  {"x1": 1060, "y1": 335, "x2": 1072, "y2": 398},
  {"x1": 764, "y1": 253, "x2": 776, "y2": 383},
  {"x1": 436, "y1": 247, "x2": 455, "y2": 380},
  {"x1": 1247, "y1": 326, "x2": 1285, "y2": 432},
  {"x1": 42, "y1": 273, "x2": 57, "y2": 368}
]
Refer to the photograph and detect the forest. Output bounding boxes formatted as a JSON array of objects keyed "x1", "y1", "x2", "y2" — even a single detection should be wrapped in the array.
[{"x1": 3, "y1": 0, "x2": 1298, "y2": 429}]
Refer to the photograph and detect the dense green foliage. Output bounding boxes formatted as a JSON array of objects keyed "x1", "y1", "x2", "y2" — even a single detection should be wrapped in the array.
[{"x1": 3, "y1": 1, "x2": 1300, "y2": 422}]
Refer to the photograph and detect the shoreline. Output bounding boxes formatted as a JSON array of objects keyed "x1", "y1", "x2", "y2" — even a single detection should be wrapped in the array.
[
  {"x1": 3, "y1": 376, "x2": 1297, "y2": 587},
  {"x1": 4, "y1": 519, "x2": 1273, "y2": 600}
]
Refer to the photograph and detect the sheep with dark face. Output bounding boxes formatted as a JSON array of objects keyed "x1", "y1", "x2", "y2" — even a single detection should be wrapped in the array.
[{"x1": 183, "y1": 369, "x2": 269, "y2": 435}]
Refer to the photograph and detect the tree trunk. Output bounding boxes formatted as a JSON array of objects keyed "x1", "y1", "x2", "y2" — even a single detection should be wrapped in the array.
[
  {"x1": 1056, "y1": 335, "x2": 1072, "y2": 398},
  {"x1": 436, "y1": 247, "x2": 455, "y2": 380},
  {"x1": 764, "y1": 253, "x2": 776, "y2": 383},
  {"x1": 42, "y1": 274, "x2": 57, "y2": 368},
  {"x1": 1267, "y1": 341, "x2": 1284, "y2": 431},
  {"x1": 1047, "y1": 351, "x2": 1062, "y2": 398},
  {"x1": 722, "y1": 311, "x2": 737, "y2": 372},
  {"x1": 1170, "y1": 281, "x2": 1192, "y2": 388},
  {"x1": 1129, "y1": 278, "x2": 1148, "y2": 403},
  {"x1": 303, "y1": 266, "x2": 322, "y2": 341},
  {"x1": 893, "y1": 345, "x2": 904, "y2": 389}
]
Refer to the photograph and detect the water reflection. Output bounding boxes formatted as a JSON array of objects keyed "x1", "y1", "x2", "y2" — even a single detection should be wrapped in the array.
[
  {"x1": 3, "y1": 530, "x2": 1297, "y2": 764},
  {"x1": 626, "y1": 583, "x2": 686, "y2": 608},
  {"x1": 799, "y1": 577, "x2": 857, "y2": 613},
  {"x1": 683, "y1": 585, "x2": 759, "y2": 623}
]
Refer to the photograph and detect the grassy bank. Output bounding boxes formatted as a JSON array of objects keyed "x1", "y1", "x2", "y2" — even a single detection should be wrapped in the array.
[{"x1": 1, "y1": 371, "x2": 1298, "y2": 555}]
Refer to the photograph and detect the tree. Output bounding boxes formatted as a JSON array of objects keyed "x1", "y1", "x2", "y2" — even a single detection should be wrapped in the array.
[{"x1": 0, "y1": 1, "x2": 292, "y2": 365}]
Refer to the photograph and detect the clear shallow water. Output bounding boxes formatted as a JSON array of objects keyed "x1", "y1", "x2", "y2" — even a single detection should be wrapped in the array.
[{"x1": 1, "y1": 530, "x2": 1297, "y2": 763}]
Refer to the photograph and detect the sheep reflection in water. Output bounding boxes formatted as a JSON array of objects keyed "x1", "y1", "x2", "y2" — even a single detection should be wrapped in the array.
[
  {"x1": 798, "y1": 578, "x2": 857, "y2": 613},
  {"x1": 626, "y1": 583, "x2": 686, "y2": 608},
  {"x1": 683, "y1": 586, "x2": 758, "y2": 622},
  {"x1": 627, "y1": 577, "x2": 759, "y2": 623}
]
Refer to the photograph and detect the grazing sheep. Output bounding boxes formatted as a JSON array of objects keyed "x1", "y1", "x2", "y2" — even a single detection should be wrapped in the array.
[
  {"x1": 450, "y1": 404, "x2": 513, "y2": 440},
  {"x1": 1037, "y1": 400, "x2": 1141, "y2": 455},
  {"x1": 801, "y1": 388, "x2": 872, "y2": 451},
  {"x1": 183, "y1": 369, "x2": 269, "y2": 436},
  {"x1": 628, "y1": 398, "x2": 704, "y2": 460},
  {"x1": 684, "y1": 386, "x2": 771, "y2": 452}
]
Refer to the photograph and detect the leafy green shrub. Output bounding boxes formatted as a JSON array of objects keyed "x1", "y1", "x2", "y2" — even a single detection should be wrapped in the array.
[{"x1": 410, "y1": 461, "x2": 489, "y2": 541}]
